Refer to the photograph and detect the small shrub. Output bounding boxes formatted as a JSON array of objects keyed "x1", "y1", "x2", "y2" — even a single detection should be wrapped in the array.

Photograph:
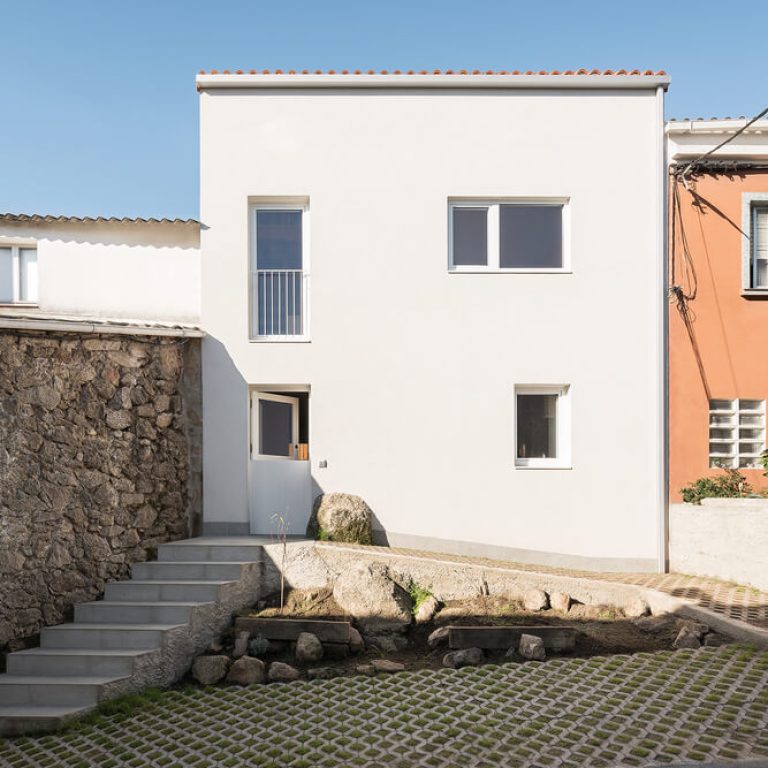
[
  {"x1": 761, "y1": 450, "x2": 768, "y2": 477},
  {"x1": 408, "y1": 582, "x2": 433, "y2": 615},
  {"x1": 680, "y1": 468, "x2": 753, "y2": 505},
  {"x1": 317, "y1": 526, "x2": 330, "y2": 542}
]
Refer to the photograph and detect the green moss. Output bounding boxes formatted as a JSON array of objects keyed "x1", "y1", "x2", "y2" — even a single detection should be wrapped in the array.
[{"x1": 408, "y1": 582, "x2": 433, "y2": 615}]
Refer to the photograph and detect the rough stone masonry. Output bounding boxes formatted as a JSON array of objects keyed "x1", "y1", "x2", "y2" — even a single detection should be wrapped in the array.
[{"x1": 0, "y1": 329, "x2": 202, "y2": 659}]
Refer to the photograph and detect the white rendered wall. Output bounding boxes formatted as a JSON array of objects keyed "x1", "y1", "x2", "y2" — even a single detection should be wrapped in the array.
[
  {"x1": 200, "y1": 86, "x2": 665, "y2": 569},
  {"x1": 0, "y1": 222, "x2": 200, "y2": 323}
]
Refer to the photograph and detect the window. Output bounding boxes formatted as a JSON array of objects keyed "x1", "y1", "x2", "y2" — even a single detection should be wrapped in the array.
[
  {"x1": 0, "y1": 245, "x2": 38, "y2": 304},
  {"x1": 709, "y1": 399, "x2": 766, "y2": 469},
  {"x1": 515, "y1": 385, "x2": 571, "y2": 468},
  {"x1": 751, "y1": 205, "x2": 768, "y2": 289},
  {"x1": 449, "y1": 200, "x2": 566, "y2": 271},
  {"x1": 250, "y1": 204, "x2": 309, "y2": 339}
]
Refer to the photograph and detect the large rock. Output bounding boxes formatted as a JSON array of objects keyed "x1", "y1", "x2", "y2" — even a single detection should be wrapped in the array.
[
  {"x1": 333, "y1": 561, "x2": 412, "y2": 631},
  {"x1": 307, "y1": 493, "x2": 373, "y2": 544},
  {"x1": 226, "y1": 656, "x2": 266, "y2": 685},
  {"x1": 295, "y1": 632, "x2": 324, "y2": 663},
  {"x1": 518, "y1": 634, "x2": 546, "y2": 661},
  {"x1": 549, "y1": 592, "x2": 571, "y2": 613},
  {"x1": 442, "y1": 647, "x2": 484, "y2": 669},
  {"x1": 523, "y1": 589, "x2": 549, "y2": 611},
  {"x1": 268, "y1": 662, "x2": 300, "y2": 682},
  {"x1": 427, "y1": 626, "x2": 450, "y2": 649},
  {"x1": 192, "y1": 655, "x2": 230, "y2": 685}
]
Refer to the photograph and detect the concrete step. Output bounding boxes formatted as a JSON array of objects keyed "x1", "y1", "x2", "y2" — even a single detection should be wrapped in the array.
[
  {"x1": 0, "y1": 676, "x2": 124, "y2": 707},
  {"x1": 158, "y1": 540, "x2": 266, "y2": 563},
  {"x1": 41, "y1": 623, "x2": 182, "y2": 650},
  {"x1": 74, "y1": 601, "x2": 207, "y2": 625},
  {"x1": 104, "y1": 579, "x2": 231, "y2": 602},
  {"x1": 7, "y1": 648, "x2": 156, "y2": 677},
  {"x1": 0, "y1": 705, "x2": 90, "y2": 737},
  {"x1": 132, "y1": 561, "x2": 246, "y2": 581}
]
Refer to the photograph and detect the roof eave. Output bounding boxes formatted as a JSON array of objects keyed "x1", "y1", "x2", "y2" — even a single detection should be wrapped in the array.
[{"x1": 196, "y1": 73, "x2": 670, "y2": 91}]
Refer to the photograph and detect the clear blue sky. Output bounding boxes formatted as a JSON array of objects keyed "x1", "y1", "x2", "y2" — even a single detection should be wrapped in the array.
[{"x1": 2, "y1": 0, "x2": 766, "y2": 220}]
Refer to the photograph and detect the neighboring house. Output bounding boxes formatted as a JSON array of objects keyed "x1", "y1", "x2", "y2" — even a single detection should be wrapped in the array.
[
  {"x1": 198, "y1": 69, "x2": 669, "y2": 571},
  {"x1": 667, "y1": 119, "x2": 768, "y2": 500}
]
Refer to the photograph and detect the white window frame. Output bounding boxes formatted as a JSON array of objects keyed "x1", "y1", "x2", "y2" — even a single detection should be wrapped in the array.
[
  {"x1": 250, "y1": 390, "x2": 300, "y2": 461},
  {"x1": 514, "y1": 385, "x2": 572, "y2": 469},
  {"x1": 448, "y1": 198, "x2": 570, "y2": 273},
  {"x1": 708, "y1": 398, "x2": 766, "y2": 469},
  {"x1": 0, "y1": 241, "x2": 38, "y2": 305},
  {"x1": 741, "y1": 194, "x2": 768, "y2": 294},
  {"x1": 248, "y1": 202, "x2": 310, "y2": 342}
]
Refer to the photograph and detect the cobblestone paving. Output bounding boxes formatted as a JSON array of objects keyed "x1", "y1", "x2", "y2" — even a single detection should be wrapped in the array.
[
  {"x1": 1, "y1": 646, "x2": 767, "y2": 768},
  {"x1": 322, "y1": 543, "x2": 768, "y2": 628}
]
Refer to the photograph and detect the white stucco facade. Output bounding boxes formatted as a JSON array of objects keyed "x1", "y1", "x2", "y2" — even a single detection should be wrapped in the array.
[
  {"x1": 0, "y1": 217, "x2": 200, "y2": 326},
  {"x1": 199, "y1": 73, "x2": 668, "y2": 571}
]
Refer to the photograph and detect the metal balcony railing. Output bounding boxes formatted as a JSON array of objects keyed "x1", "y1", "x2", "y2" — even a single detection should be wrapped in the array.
[{"x1": 251, "y1": 269, "x2": 307, "y2": 338}]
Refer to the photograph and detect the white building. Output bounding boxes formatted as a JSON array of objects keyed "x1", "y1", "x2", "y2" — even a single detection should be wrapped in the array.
[
  {"x1": 198, "y1": 69, "x2": 669, "y2": 571},
  {"x1": 0, "y1": 213, "x2": 200, "y2": 333}
]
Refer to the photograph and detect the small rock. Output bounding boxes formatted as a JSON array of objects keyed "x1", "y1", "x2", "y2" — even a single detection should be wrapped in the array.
[
  {"x1": 295, "y1": 632, "x2": 324, "y2": 663},
  {"x1": 704, "y1": 633, "x2": 728, "y2": 647},
  {"x1": 414, "y1": 595, "x2": 440, "y2": 624},
  {"x1": 226, "y1": 656, "x2": 266, "y2": 685},
  {"x1": 233, "y1": 631, "x2": 250, "y2": 659},
  {"x1": 349, "y1": 626, "x2": 365, "y2": 654},
  {"x1": 518, "y1": 634, "x2": 546, "y2": 661},
  {"x1": 504, "y1": 647, "x2": 521, "y2": 662},
  {"x1": 633, "y1": 614, "x2": 676, "y2": 634},
  {"x1": 624, "y1": 597, "x2": 651, "y2": 618},
  {"x1": 682, "y1": 621, "x2": 710, "y2": 640},
  {"x1": 364, "y1": 633, "x2": 409, "y2": 654},
  {"x1": 523, "y1": 589, "x2": 549, "y2": 612},
  {"x1": 442, "y1": 647, "x2": 484, "y2": 669},
  {"x1": 192, "y1": 655, "x2": 230, "y2": 685},
  {"x1": 355, "y1": 663, "x2": 375, "y2": 676},
  {"x1": 268, "y1": 662, "x2": 301, "y2": 682},
  {"x1": 427, "y1": 626, "x2": 450, "y2": 649},
  {"x1": 308, "y1": 667, "x2": 343, "y2": 680},
  {"x1": 674, "y1": 627, "x2": 701, "y2": 650},
  {"x1": 248, "y1": 634, "x2": 270, "y2": 657},
  {"x1": 549, "y1": 592, "x2": 571, "y2": 612},
  {"x1": 322, "y1": 642, "x2": 350, "y2": 660},
  {"x1": 371, "y1": 659, "x2": 405, "y2": 673},
  {"x1": 106, "y1": 409, "x2": 132, "y2": 430},
  {"x1": 208, "y1": 639, "x2": 224, "y2": 653}
]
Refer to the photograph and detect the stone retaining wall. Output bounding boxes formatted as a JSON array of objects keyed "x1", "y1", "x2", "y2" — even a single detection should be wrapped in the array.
[
  {"x1": 0, "y1": 329, "x2": 202, "y2": 657},
  {"x1": 670, "y1": 499, "x2": 768, "y2": 591}
]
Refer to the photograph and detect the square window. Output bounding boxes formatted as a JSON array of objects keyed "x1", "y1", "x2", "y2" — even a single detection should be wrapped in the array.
[
  {"x1": 515, "y1": 386, "x2": 571, "y2": 468},
  {"x1": 708, "y1": 399, "x2": 765, "y2": 469},
  {"x1": 449, "y1": 200, "x2": 566, "y2": 272}
]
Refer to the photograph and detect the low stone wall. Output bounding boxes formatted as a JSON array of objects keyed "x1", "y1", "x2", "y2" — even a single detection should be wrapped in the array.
[
  {"x1": 0, "y1": 329, "x2": 202, "y2": 657},
  {"x1": 670, "y1": 499, "x2": 768, "y2": 591}
]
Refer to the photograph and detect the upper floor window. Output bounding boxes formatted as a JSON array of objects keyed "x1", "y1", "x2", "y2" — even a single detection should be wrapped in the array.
[
  {"x1": 449, "y1": 200, "x2": 567, "y2": 272},
  {"x1": 750, "y1": 205, "x2": 768, "y2": 290},
  {"x1": 249, "y1": 204, "x2": 309, "y2": 340},
  {"x1": 0, "y1": 245, "x2": 38, "y2": 304}
]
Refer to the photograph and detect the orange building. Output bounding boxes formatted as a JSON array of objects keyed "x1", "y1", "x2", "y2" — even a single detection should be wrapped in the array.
[{"x1": 668, "y1": 119, "x2": 768, "y2": 500}]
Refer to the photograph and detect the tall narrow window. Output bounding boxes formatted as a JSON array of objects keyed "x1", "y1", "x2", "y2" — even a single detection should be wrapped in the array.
[
  {"x1": 515, "y1": 386, "x2": 571, "y2": 468},
  {"x1": 751, "y1": 206, "x2": 768, "y2": 289},
  {"x1": 0, "y1": 246, "x2": 38, "y2": 304},
  {"x1": 250, "y1": 205, "x2": 308, "y2": 339}
]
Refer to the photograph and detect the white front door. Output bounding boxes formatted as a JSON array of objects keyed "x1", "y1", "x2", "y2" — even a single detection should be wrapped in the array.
[{"x1": 249, "y1": 391, "x2": 312, "y2": 535}]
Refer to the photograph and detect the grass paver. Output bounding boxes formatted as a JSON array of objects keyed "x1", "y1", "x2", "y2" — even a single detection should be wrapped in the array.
[{"x1": 1, "y1": 644, "x2": 767, "y2": 767}]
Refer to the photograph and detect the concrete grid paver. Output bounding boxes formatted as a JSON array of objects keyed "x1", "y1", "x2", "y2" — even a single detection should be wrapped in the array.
[{"x1": 0, "y1": 645, "x2": 766, "y2": 768}]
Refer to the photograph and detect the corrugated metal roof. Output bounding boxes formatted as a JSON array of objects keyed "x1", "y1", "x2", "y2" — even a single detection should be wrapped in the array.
[{"x1": 0, "y1": 213, "x2": 199, "y2": 226}]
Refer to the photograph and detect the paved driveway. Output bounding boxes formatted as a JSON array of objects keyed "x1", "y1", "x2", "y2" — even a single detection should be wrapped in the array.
[{"x1": 1, "y1": 645, "x2": 766, "y2": 768}]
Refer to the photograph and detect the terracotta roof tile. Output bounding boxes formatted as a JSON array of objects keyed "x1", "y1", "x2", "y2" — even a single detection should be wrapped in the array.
[{"x1": 198, "y1": 68, "x2": 666, "y2": 77}]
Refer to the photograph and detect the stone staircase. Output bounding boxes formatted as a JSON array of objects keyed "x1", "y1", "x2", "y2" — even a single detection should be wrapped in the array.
[{"x1": 0, "y1": 538, "x2": 267, "y2": 736}]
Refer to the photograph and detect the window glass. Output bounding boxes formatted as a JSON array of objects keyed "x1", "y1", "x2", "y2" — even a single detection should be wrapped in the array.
[
  {"x1": 517, "y1": 394, "x2": 558, "y2": 459},
  {"x1": 0, "y1": 248, "x2": 12, "y2": 302},
  {"x1": 259, "y1": 399, "x2": 293, "y2": 457},
  {"x1": 452, "y1": 207, "x2": 487, "y2": 266},
  {"x1": 500, "y1": 205, "x2": 562, "y2": 269},
  {"x1": 19, "y1": 248, "x2": 37, "y2": 303},
  {"x1": 256, "y1": 210, "x2": 302, "y2": 270}
]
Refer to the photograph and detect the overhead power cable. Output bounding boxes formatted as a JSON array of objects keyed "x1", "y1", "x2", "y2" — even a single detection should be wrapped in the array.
[{"x1": 679, "y1": 105, "x2": 768, "y2": 178}]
